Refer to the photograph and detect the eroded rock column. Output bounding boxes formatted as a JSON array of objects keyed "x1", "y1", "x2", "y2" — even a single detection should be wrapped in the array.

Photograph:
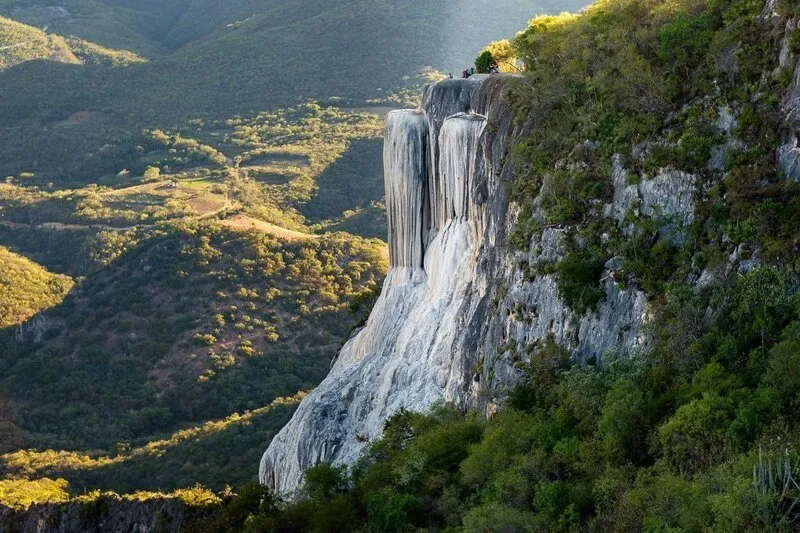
[
  {"x1": 384, "y1": 110, "x2": 429, "y2": 268},
  {"x1": 438, "y1": 113, "x2": 486, "y2": 222}
]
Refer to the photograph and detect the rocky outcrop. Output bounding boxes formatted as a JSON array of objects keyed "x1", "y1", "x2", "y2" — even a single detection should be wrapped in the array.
[
  {"x1": 259, "y1": 75, "x2": 654, "y2": 494},
  {"x1": 0, "y1": 496, "x2": 216, "y2": 533},
  {"x1": 778, "y1": 15, "x2": 800, "y2": 181}
]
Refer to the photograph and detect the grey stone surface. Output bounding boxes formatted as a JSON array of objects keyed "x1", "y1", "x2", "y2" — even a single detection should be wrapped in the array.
[
  {"x1": 0, "y1": 496, "x2": 212, "y2": 533},
  {"x1": 605, "y1": 155, "x2": 696, "y2": 226}
]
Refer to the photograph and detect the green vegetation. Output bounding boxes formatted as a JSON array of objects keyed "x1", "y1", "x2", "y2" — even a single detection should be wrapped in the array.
[
  {"x1": 0, "y1": 394, "x2": 303, "y2": 494},
  {"x1": 0, "y1": 222, "x2": 385, "y2": 451},
  {"x1": 507, "y1": 0, "x2": 800, "y2": 318},
  {"x1": 0, "y1": 246, "x2": 73, "y2": 328},
  {"x1": 0, "y1": 0, "x2": 585, "y2": 188},
  {"x1": 0, "y1": 93, "x2": 389, "y2": 499},
  {"x1": 0, "y1": 101, "x2": 385, "y2": 234},
  {"x1": 0, "y1": 219, "x2": 385, "y2": 495},
  {"x1": 474, "y1": 50, "x2": 497, "y2": 73},
  {"x1": 0, "y1": 16, "x2": 78, "y2": 70},
  {"x1": 477, "y1": 39, "x2": 518, "y2": 72},
  {"x1": 0, "y1": 0, "x2": 179, "y2": 57},
  {"x1": 0, "y1": 478, "x2": 69, "y2": 510}
]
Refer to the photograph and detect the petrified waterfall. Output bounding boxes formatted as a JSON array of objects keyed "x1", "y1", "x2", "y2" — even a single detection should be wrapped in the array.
[
  {"x1": 260, "y1": 78, "x2": 491, "y2": 494},
  {"x1": 259, "y1": 75, "x2": 650, "y2": 494},
  {"x1": 440, "y1": 114, "x2": 485, "y2": 221}
]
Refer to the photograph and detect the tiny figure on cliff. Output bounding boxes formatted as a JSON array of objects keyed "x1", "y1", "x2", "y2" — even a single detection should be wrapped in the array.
[{"x1": 448, "y1": 72, "x2": 453, "y2": 79}]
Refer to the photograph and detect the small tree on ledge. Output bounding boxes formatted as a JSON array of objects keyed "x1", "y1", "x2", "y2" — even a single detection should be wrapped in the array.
[{"x1": 475, "y1": 50, "x2": 497, "y2": 74}]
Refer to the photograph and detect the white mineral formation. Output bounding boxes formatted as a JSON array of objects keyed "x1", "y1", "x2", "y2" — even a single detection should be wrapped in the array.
[
  {"x1": 260, "y1": 80, "x2": 489, "y2": 494},
  {"x1": 260, "y1": 76, "x2": 651, "y2": 494},
  {"x1": 384, "y1": 110, "x2": 428, "y2": 269}
]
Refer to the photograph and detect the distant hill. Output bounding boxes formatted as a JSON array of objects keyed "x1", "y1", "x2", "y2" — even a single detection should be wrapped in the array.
[
  {"x1": 0, "y1": 0, "x2": 178, "y2": 56},
  {"x1": 0, "y1": 16, "x2": 78, "y2": 70},
  {"x1": 0, "y1": 0, "x2": 590, "y2": 119},
  {"x1": 0, "y1": 0, "x2": 588, "y2": 186}
]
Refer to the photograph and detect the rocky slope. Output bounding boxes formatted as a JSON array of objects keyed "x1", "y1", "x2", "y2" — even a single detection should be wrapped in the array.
[{"x1": 0, "y1": 493, "x2": 217, "y2": 533}]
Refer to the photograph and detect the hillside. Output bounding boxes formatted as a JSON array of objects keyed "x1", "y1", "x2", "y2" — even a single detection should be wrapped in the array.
[
  {"x1": 0, "y1": 16, "x2": 78, "y2": 70},
  {"x1": 0, "y1": 96, "x2": 389, "y2": 497},
  {"x1": 0, "y1": 0, "x2": 179, "y2": 56},
  {"x1": 0, "y1": 16, "x2": 146, "y2": 71},
  {"x1": 0, "y1": 222, "x2": 386, "y2": 480},
  {"x1": 0, "y1": 246, "x2": 72, "y2": 329}
]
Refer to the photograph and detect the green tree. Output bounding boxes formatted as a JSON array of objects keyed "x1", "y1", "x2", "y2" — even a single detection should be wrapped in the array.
[
  {"x1": 143, "y1": 165, "x2": 162, "y2": 181},
  {"x1": 475, "y1": 50, "x2": 497, "y2": 73}
]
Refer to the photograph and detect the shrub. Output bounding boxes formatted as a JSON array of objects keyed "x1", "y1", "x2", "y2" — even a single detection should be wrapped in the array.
[
  {"x1": 475, "y1": 50, "x2": 497, "y2": 73},
  {"x1": 555, "y1": 250, "x2": 606, "y2": 315}
]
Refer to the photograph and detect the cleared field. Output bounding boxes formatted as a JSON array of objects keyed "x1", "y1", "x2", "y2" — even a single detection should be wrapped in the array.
[{"x1": 219, "y1": 213, "x2": 316, "y2": 241}]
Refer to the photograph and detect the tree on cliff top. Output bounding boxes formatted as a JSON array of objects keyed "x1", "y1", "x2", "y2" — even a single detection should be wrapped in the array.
[{"x1": 475, "y1": 50, "x2": 497, "y2": 73}]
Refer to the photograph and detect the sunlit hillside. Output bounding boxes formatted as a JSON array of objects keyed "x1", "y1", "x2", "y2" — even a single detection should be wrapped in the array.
[{"x1": 0, "y1": 246, "x2": 73, "y2": 329}]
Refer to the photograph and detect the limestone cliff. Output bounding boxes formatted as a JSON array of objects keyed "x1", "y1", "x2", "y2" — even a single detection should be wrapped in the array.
[{"x1": 259, "y1": 74, "x2": 657, "y2": 494}]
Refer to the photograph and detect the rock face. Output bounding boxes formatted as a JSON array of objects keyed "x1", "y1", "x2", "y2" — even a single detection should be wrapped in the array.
[
  {"x1": 779, "y1": 17, "x2": 800, "y2": 181},
  {"x1": 605, "y1": 156, "x2": 696, "y2": 227},
  {"x1": 0, "y1": 496, "x2": 215, "y2": 533},
  {"x1": 259, "y1": 75, "x2": 651, "y2": 494}
]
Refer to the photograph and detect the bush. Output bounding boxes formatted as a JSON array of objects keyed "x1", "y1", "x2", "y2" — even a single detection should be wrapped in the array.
[
  {"x1": 657, "y1": 394, "x2": 734, "y2": 475},
  {"x1": 554, "y1": 250, "x2": 605, "y2": 315}
]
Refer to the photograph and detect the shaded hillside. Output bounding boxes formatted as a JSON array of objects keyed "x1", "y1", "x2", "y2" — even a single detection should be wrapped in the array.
[
  {"x1": 0, "y1": 395, "x2": 302, "y2": 493},
  {"x1": 0, "y1": 0, "x2": 589, "y2": 187}
]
